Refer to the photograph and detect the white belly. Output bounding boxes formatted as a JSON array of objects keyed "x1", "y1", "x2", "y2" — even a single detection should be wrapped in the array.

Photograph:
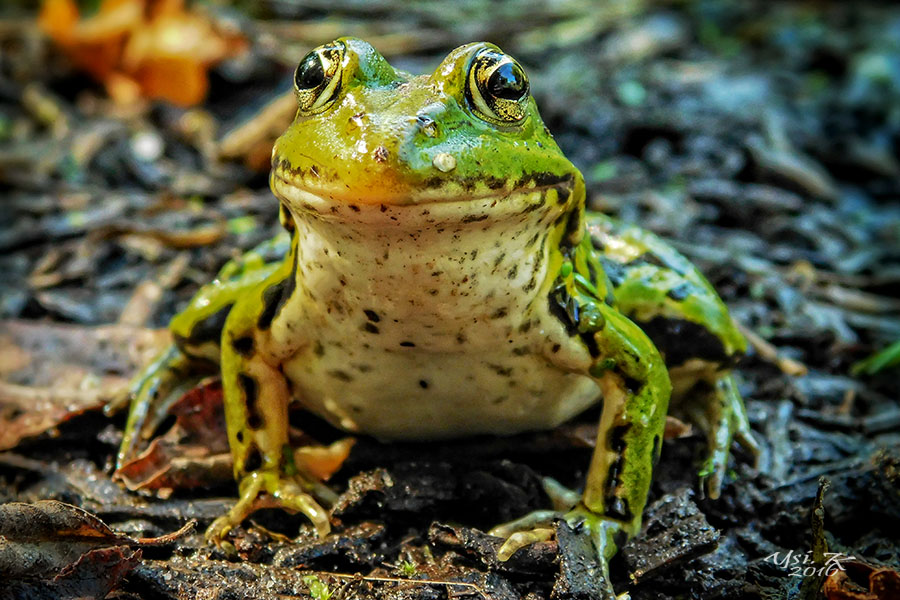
[{"x1": 284, "y1": 344, "x2": 599, "y2": 440}]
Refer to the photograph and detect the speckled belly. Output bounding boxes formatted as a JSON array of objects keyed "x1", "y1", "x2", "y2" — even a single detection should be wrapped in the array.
[{"x1": 283, "y1": 345, "x2": 600, "y2": 440}]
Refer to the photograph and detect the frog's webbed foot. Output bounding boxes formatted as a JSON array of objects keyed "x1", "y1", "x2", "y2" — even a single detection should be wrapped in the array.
[
  {"x1": 206, "y1": 468, "x2": 337, "y2": 543},
  {"x1": 490, "y1": 498, "x2": 629, "y2": 600},
  {"x1": 112, "y1": 345, "x2": 210, "y2": 469},
  {"x1": 688, "y1": 373, "x2": 760, "y2": 499}
]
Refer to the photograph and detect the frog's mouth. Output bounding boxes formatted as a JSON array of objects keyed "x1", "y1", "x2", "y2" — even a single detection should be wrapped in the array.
[{"x1": 270, "y1": 167, "x2": 577, "y2": 224}]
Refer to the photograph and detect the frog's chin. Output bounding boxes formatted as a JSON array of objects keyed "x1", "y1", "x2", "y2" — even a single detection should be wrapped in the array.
[{"x1": 271, "y1": 172, "x2": 573, "y2": 226}]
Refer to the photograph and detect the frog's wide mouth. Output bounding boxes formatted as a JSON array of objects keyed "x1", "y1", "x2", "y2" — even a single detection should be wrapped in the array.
[{"x1": 270, "y1": 168, "x2": 576, "y2": 216}]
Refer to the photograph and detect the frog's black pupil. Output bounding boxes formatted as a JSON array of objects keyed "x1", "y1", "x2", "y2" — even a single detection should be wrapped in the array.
[
  {"x1": 296, "y1": 53, "x2": 325, "y2": 90},
  {"x1": 487, "y1": 62, "x2": 527, "y2": 101}
]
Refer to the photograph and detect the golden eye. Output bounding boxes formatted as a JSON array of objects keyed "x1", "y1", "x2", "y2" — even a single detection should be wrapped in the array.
[
  {"x1": 466, "y1": 49, "x2": 529, "y2": 125},
  {"x1": 294, "y1": 42, "x2": 344, "y2": 115}
]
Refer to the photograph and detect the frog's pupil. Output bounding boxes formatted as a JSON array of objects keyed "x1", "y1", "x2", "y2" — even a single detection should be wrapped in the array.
[
  {"x1": 488, "y1": 62, "x2": 527, "y2": 101},
  {"x1": 296, "y1": 53, "x2": 325, "y2": 90}
]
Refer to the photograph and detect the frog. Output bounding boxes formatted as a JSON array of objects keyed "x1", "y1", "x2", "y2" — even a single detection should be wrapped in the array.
[{"x1": 115, "y1": 37, "x2": 758, "y2": 595}]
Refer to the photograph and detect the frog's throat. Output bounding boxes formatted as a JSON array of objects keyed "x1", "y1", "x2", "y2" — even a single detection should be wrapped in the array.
[{"x1": 271, "y1": 182, "x2": 578, "y2": 347}]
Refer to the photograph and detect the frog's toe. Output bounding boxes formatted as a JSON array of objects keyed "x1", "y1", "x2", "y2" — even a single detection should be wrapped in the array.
[
  {"x1": 492, "y1": 506, "x2": 627, "y2": 599},
  {"x1": 205, "y1": 470, "x2": 333, "y2": 543},
  {"x1": 115, "y1": 345, "x2": 205, "y2": 468}
]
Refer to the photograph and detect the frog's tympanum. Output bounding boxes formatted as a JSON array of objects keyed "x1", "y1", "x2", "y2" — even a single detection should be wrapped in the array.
[{"x1": 118, "y1": 38, "x2": 758, "y2": 594}]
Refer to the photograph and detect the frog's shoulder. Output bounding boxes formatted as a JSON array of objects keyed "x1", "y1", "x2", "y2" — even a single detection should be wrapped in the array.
[{"x1": 585, "y1": 212, "x2": 746, "y2": 361}]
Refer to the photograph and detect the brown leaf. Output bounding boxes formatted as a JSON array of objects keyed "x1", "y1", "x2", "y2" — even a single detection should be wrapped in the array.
[
  {"x1": 115, "y1": 380, "x2": 232, "y2": 492},
  {"x1": 0, "y1": 320, "x2": 169, "y2": 451},
  {"x1": 823, "y1": 559, "x2": 900, "y2": 600}
]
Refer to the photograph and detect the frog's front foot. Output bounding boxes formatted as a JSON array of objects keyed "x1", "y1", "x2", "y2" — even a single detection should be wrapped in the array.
[{"x1": 206, "y1": 469, "x2": 337, "y2": 543}]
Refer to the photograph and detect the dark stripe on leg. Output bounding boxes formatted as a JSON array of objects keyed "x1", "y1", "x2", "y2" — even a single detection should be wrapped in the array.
[{"x1": 238, "y1": 373, "x2": 263, "y2": 429}]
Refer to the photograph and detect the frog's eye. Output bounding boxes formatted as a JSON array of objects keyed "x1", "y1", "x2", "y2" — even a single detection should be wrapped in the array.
[
  {"x1": 466, "y1": 49, "x2": 530, "y2": 125},
  {"x1": 294, "y1": 43, "x2": 344, "y2": 115}
]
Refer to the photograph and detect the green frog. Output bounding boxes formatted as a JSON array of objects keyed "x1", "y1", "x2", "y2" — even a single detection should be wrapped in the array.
[{"x1": 117, "y1": 38, "x2": 758, "y2": 594}]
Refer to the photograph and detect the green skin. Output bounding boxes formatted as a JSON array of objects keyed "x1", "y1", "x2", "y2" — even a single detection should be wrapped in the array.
[{"x1": 118, "y1": 38, "x2": 758, "y2": 595}]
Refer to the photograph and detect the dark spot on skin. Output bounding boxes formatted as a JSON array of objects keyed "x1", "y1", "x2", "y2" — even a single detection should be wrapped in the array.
[
  {"x1": 419, "y1": 380, "x2": 429, "y2": 389},
  {"x1": 518, "y1": 320, "x2": 533, "y2": 333},
  {"x1": 471, "y1": 249, "x2": 478, "y2": 260},
  {"x1": 518, "y1": 202, "x2": 542, "y2": 215},
  {"x1": 552, "y1": 343, "x2": 561, "y2": 353},
  {"x1": 244, "y1": 446, "x2": 263, "y2": 472},
  {"x1": 609, "y1": 424, "x2": 631, "y2": 453},
  {"x1": 348, "y1": 204, "x2": 360, "y2": 212},
  {"x1": 563, "y1": 207, "x2": 582, "y2": 247},
  {"x1": 429, "y1": 289, "x2": 439, "y2": 296},
  {"x1": 187, "y1": 304, "x2": 232, "y2": 345},
  {"x1": 493, "y1": 253, "x2": 506, "y2": 268},
  {"x1": 548, "y1": 284, "x2": 579, "y2": 337},
  {"x1": 627, "y1": 252, "x2": 687, "y2": 277},
  {"x1": 512, "y1": 346, "x2": 529, "y2": 356},
  {"x1": 613, "y1": 370, "x2": 643, "y2": 395},
  {"x1": 231, "y1": 335, "x2": 254, "y2": 356},
  {"x1": 666, "y1": 282, "x2": 694, "y2": 302},
  {"x1": 355, "y1": 364, "x2": 372, "y2": 373},
  {"x1": 507, "y1": 264, "x2": 518, "y2": 279},
  {"x1": 488, "y1": 364, "x2": 513, "y2": 377},
  {"x1": 400, "y1": 341, "x2": 416, "y2": 347},
  {"x1": 605, "y1": 496, "x2": 633, "y2": 522},
  {"x1": 490, "y1": 307, "x2": 509, "y2": 319},
  {"x1": 279, "y1": 203, "x2": 295, "y2": 232},
  {"x1": 329, "y1": 369, "x2": 353, "y2": 382},
  {"x1": 313, "y1": 341, "x2": 325, "y2": 356},
  {"x1": 380, "y1": 204, "x2": 388, "y2": 212},
  {"x1": 239, "y1": 374, "x2": 263, "y2": 430},
  {"x1": 523, "y1": 274, "x2": 537, "y2": 292},
  {"x1": 531, "y1": 172, "x2": 574, "y2": 188},
  {"x1": 556, "y1": 185, "x2": 571, "y2": 204},
  {"x1": 258, "y1": 248, "x2": 298, "y2": 330},
  {"x1": 527, "y1": 232, "x2": 540, "y2": 248},
  {"x1": 363, "y1": 322, "x2": 380, "y2": 334},
  {"x1": 485, "y1": 176, "x2": 507, "y2": 190},
  {"x1": 364, "y1": 309, "x2": 380, "y2": 323},
  {"x1": 579, "y1": 330, "x2": 601, "y2": 358},
  {"x1": 236, "y1": 431, "x2": 244, "y2": 443},
  {"x1": 638, "y1": 316, "x2": 730, "y2": 367},
  {"x1": 462, "y1": 214, "x2": 489, "y2": 223},
  {"x1": 456, "y1": 332, "x2": 467, "y2": 344}
]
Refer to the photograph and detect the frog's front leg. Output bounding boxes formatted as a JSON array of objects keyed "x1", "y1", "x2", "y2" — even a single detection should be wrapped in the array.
[
  {"x1": 496, "y1": 303, "x2": 671, "y2": 590},
  {"x1": 206, "y1": 284, "x2": 335, "y2": 542}
]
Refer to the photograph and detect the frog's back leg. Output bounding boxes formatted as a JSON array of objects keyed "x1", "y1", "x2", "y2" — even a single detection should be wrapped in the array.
[
  {"x1": 586, "y1": 212, "x2": 758, "y2": 497},
  {"x1": 115, "y1": 232, "x2": 291, "y2": 468}
]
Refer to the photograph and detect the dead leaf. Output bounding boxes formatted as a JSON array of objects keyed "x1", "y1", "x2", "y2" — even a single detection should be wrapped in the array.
[
  {"x1": 0, "y1": 320, "x2": 169, "y2": 451},
  {"x1": 0, "y1": 500, "x2": 193, "y2": 598},
  {"x1": 824, "y1": 560, "x2": 900, "y2": 600}
]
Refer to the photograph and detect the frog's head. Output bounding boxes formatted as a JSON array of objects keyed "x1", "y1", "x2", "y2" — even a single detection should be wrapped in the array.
[{"x1": 271, "y1": 37, "x2": 583, "y2": 215}]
